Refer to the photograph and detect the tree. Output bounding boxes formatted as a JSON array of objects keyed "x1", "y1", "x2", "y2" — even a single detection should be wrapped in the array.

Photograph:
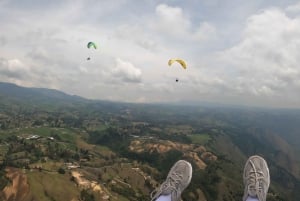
[
  {"x1": 80, "y1": 189, "x2": 95, "y2": 201},
  {"x1": 58, "y1": 167, "x2": 65, "y2": 174}
]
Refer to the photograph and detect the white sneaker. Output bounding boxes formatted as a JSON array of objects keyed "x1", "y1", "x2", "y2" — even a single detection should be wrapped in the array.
[
  {"x1": 151, "y1": 160, "x2": 193, "y2": 201},
  {"x1": 243, "y1": 155, "x2": 270, "y2": 201}
]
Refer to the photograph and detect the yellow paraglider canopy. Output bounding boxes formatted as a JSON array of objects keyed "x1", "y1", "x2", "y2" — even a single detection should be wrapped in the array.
[{"x1": 168, "y1": 59, "x2": 187, "y2": 69}]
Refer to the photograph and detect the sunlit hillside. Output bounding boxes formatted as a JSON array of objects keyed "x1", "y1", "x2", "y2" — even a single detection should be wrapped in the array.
[{"x1": 0, "y1": 82, "x2": 299, "y2": 201}]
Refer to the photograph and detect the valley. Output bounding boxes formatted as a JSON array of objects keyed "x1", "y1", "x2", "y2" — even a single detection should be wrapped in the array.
[{"x1": 0, "y1": 82, "x2": 299, "y2": 201}]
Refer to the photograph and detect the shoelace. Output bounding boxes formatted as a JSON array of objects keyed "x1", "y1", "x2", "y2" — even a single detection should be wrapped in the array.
[
  {"x1": 247, "y1": 170, "x2": 265, "y2": 192},
  {"x1": 150, "y1": 171, "x2": 183, "y2": 201},
  {"x1": 246, "y1": 160, "x2": 266, "y2": 197}
]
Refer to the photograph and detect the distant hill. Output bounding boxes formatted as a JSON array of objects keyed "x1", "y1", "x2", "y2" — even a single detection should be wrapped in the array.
[
  {"x1": 0, "y1": 82, "x2": 134, "y2": 113},
  {"x1": 0, "y1": 82, "x2": 87, "y2": 103}
]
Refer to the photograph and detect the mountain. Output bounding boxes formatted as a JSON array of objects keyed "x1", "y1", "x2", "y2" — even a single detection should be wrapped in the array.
[
  {"x1": 0, "y1": 82, "x2": 88, "y2": 105},
  {"x1": 0, "y1": 81, "x2": 300, "y2": 201}
]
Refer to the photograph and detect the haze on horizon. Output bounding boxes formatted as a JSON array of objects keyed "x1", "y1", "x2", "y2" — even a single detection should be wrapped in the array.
[{"x1": 1, "y1": 0, "x2": 300, "y2": 108}]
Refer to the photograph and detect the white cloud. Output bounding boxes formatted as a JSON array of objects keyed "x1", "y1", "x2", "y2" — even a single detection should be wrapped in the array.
[
  {"x1": 110, "y1": 58, "x2": 142, "y2": 83},
  {"x1": 0, "y1": 56, "x2": 69, "y2": 90},
  {"x1": 0, "y1": 36, "x2": 6, "y2": 46},
  {"x1": 154, "y1": 4, "x2": 190, "y2": 37},
  {"x1": 0, "y1": 58, "x2": 30, "y2": 79},
  {"x1": 286, "y1": 2, "x2": 300, "y2": 13},
  {"x1": 153, "y1": 4, "x2": 217, "y2": 42},
  {"x1": 193, "y1": 22, "x2": 217, "y2": 41},
  {"x1": 113, "y1": 24, "x2": 158, "y2": 51},
  {"x1": 218, "y1": 8, "x2": 300, "y2": 99}
]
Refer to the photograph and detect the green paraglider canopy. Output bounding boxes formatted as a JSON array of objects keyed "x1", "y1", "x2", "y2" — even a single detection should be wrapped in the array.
[{"x1": 87, "y1": 42, "x2": 97, "y2": 49}]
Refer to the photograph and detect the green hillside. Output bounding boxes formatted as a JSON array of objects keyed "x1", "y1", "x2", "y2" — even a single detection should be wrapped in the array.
[{"x1": 0, "y1": 82, "x2": 299, "y2": 201}]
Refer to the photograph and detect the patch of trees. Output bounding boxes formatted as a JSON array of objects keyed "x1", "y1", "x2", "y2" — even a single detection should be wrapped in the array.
[
  {"x1": 123, "y1": 149, "x2": 183, "y2": 180},
  {"x1": 111, "y1": 185, "x2": 135, "y2": 200},
  {"x1": 3, "y1": 138, "x2": 80, "y2": 168},
  {"x1": 0, "y1": 169, "x2": 8, "y2": 190},
  {"x1": 80, "y1": 189, "x2": 95, "y2": 201},
  {"x1": 88, "y1": 127, "x2": 130, "y2": 152},
  {"x1": 58, "y1": 167, "x2": 65, "y2": 174},
  {"x1": 186, "y1": 161, "x2": 221, "y2": 201},
  {"x1": 156, "y1": 133, "x2": 192, "y2": 144}
]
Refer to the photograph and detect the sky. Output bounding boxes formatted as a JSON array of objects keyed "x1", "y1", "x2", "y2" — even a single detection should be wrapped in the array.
[{"x1": 1, "y1": 0, "x2": 300, "y2": 108}]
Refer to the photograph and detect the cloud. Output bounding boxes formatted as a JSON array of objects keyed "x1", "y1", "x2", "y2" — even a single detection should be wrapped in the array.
[
  {"x1": 154, "y1": 4, "x2": 190, "y2": 38},
  {"x1": 1, "y1": 1, "x2": 300, "y2": 107},
  {"x1": 0, "y1": 58, "x2": 30, "y2": 79},
  {"x1": 110, "y1": 58, "x2": 142, "y2": 83},
  {"x1": 0, "y1": 36, "x2": 6, "y2": 46},
  {"x1": 113, "y1": 24, "x2": 158, "y2": 51},
  {"x1": 218, "y1": 8, "x2": 300, "y2": 98},
  {"x1": 153, "y1": 4, "x2": 217, "y2": 42},
  {"x1": 286, "y1": 2, "x2": 300, "y2": 13},
  {"x1": 0, "y1": 56, "x2": 68, "y2": 89},
  {"x1": 193, "y1": 22, "x2": 217, "y2": 41},
  {"x1": 26, "y1": 48, "x2": 51, "y2": 63}
]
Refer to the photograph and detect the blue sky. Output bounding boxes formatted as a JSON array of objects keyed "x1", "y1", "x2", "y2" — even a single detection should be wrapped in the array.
[{"x1": 1, "y1": 0, "x2": 300, "y2": 108}]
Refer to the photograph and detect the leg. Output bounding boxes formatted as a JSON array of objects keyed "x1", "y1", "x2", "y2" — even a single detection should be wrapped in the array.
[
  {"x1": 245, "y1": 197, "x2": 259, "y2": 201},
  {"x1": 243, "y1": 155, "x2": 270, "y2": 201},
  {"x1": 150, "y1": 160, "x2": 192, "y2": 201},
  {"x1": 155, "y1": 194, "x2": 172, "y2": 201}
]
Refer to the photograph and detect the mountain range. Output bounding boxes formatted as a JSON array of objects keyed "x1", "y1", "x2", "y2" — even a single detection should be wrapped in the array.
[{"x1": 0, "y1": 81, "x2": 300, "y2": 201}]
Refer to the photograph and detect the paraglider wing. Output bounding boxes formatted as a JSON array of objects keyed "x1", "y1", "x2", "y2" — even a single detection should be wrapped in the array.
[
  {"x1": 168, "y1": 59, "x2": 187, "y2": 69},
  {"x1": 87, "y1": 42, "x2": 97, "y2": 49}
]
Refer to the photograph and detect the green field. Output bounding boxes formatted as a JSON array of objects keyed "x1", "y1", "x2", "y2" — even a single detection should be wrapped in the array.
[
  {"x1": 10, "y1": 127, "x2": 78, "y2": 143},
  {"x1": 188, "y1": 134, "x2": 211, "y2": 144},
  {"x1": 30, "y1": 161, "x2": 64, "y2": 172},
  {"x1": 0, "y1": 145, "x2": 8, "y2": 162},
  {"x1": 27, "y1": 171, "x2": 80, "y2": 201}
]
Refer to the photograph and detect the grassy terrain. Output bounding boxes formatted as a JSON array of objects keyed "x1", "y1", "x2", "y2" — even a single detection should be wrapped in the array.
[
  {"x1": 30, "y1": 161, "x2": 64, "y2": 172},
  {"x1": 10, "y1": 127, "x2": 76, "y2": 141},
  {"x1": 188, "y1": 134, "x2": 211, "y2": 144},
  {"x1": 1, "y1": 82, "x2": 300, "y2": 201},
  {"x1": 26, "y1": 171, "x2": 80, "y2": 201},
  {"x1": 0, "y1": 130, "x2": 12, "y2": 139},
  {"x1": 0, "y1": 145, "x2": 8, "y2": 163},
  {"x1": 10, "y1": 127, "x2": 78, "y2": 151}
]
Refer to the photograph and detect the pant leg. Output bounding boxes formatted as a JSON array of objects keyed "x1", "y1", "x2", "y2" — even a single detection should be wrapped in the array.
[
  {"x1": 155, "y1": 194, "x2": 172, "y2": 201},
  {"x1": 246, "y1": 196, "x2": 259, "y2": 201}
]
